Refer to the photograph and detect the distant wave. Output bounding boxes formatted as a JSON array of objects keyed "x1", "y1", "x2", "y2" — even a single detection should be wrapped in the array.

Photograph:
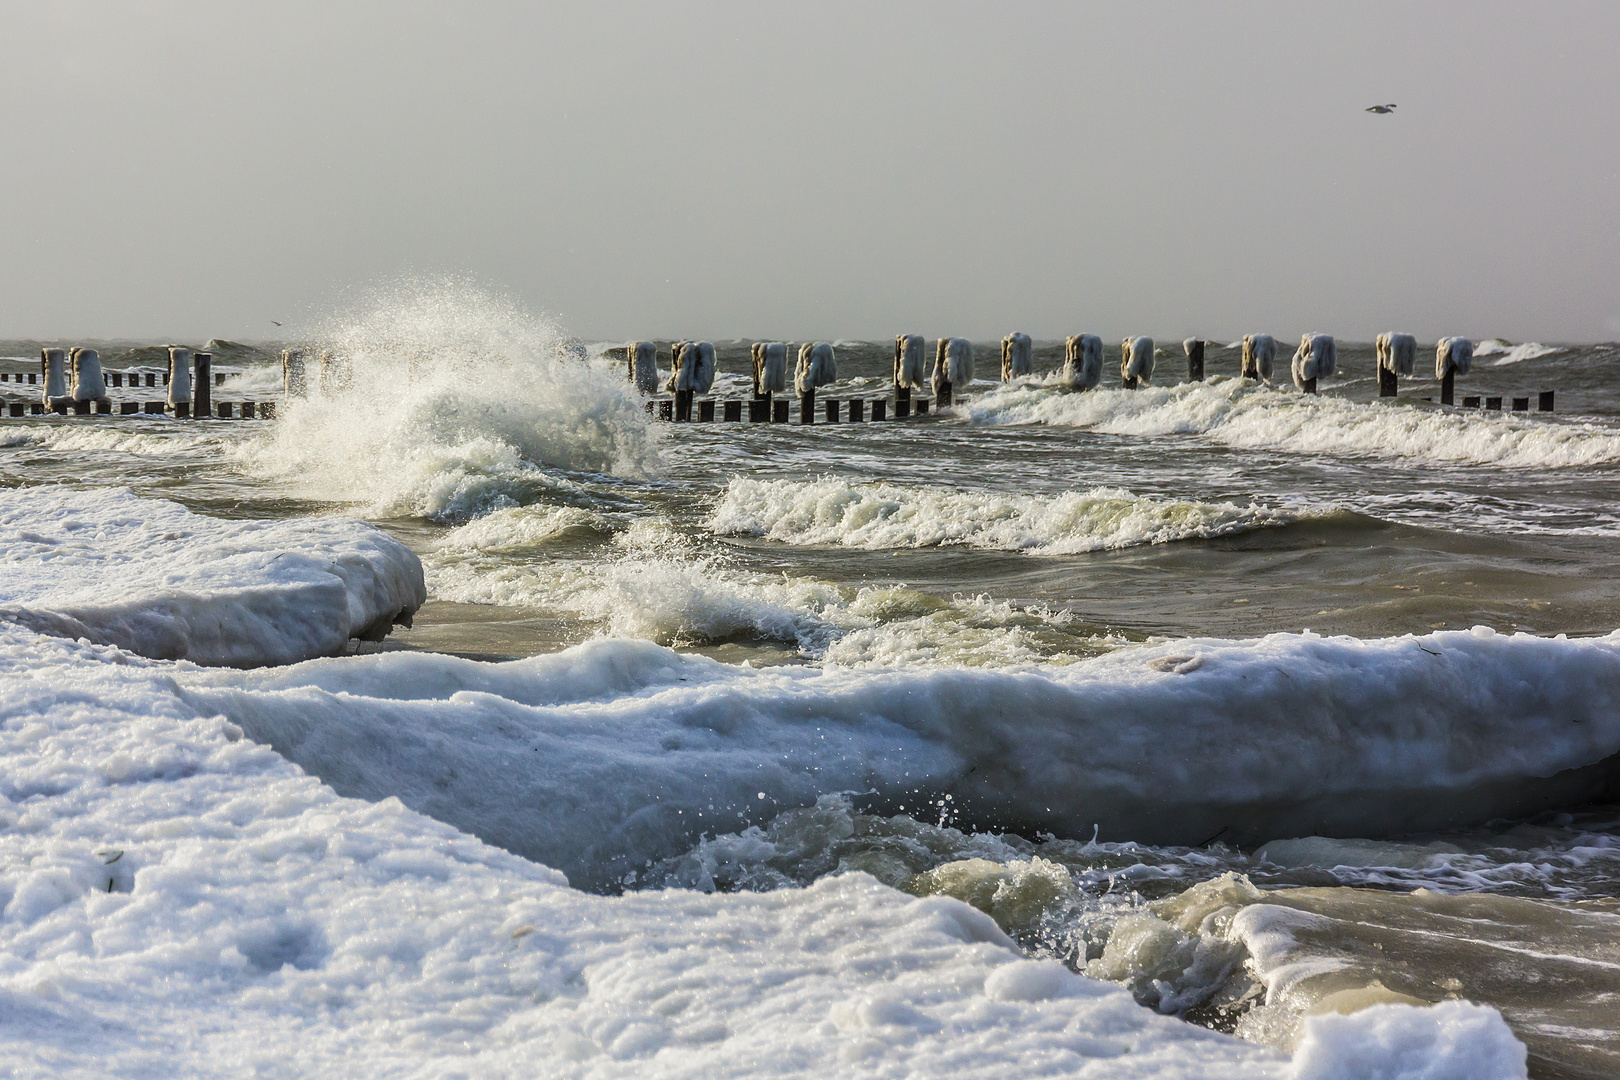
[
  {"x1": 964, "y1": 379, "x2": 1620, "y2": 469},
  {"x1": 709, "y1": 476, "x2": 1302, "y2": 553},
  {"x1": 1474, "y1": 339, "x2": 1560, "y2": 365}
]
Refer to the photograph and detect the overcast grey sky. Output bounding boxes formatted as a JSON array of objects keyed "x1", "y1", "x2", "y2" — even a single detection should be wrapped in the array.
[{"x1": 2, "y1": 1, "x2": 1617, "y2": 341}]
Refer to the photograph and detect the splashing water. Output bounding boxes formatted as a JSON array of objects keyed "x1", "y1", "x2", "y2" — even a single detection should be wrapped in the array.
[{"x1": 239, "y1": 280, "x2": 662, "y2": 519}]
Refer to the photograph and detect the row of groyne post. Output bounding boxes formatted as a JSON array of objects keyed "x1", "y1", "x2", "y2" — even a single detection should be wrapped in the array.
[
  {"x1": 0, "y1": 347, "x2": 273, "y2": 418},
  {"x1": 618, "y1": 334, "x2": 1556, "y2": 423},
  {"x1": 2, "y1": 335, "x2": 1558, "y2": 422}
]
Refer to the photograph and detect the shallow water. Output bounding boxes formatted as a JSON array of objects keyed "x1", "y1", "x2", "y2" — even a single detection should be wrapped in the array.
[{"x1": 5, "y1": 321, "x2": 1620, "y2": 1077}]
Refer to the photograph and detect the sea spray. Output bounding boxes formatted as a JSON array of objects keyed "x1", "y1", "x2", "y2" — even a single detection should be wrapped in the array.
[{"x1": 240, "y1": 280, "x2": 662, "y2": 519}]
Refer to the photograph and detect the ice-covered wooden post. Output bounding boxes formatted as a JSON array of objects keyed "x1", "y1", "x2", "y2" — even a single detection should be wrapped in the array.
[
  {"x1": 668, "y1": 340, "x2": 714, "y2": 422},
  {"x1": 69, "y1": 348, "x2": 110, "y2": 415},
  {"x1": 1121, "y1": 337, "x2": 1154, "y2": 389},
  {"x1": 41, "y1": 348, "x2": 69, "y2": 413},
  {"x1": 894, "y1": 334, "x2": 925, "y2": 418},
  {"x1": 629, "y1": 341, "x2": 660, "y2": 396},
  {"x1": 1062, "y1": 335, "x2": 1103, "y2": 389},
  {"x1": 1241, "y1": 334, "x2": 1275, "y2": 381},
  {"x1": 933, "y1": 337, "x2": 971, "y2": 407},
  {"x1": 1291, "y1": 333, "x2": 1336, "y2": 395},
  {"x1": 1183, "y1": 339, "x2": 1205, "y2": 382},
  {"x1": 752, "y1": 342, "x2": 787, "y2": 421},
  {"x1": 796, "y1": 342, "x2": 836, "y2": 425},
  {"x1": 167, "y1": 347, "x2": 194, "y2": 418},
  {"x1": 193, "y1": 352, "x2": 212, "y2": 417},
  {"x1": 1435, "y1": 337, "x2": 1472, "y2": 406},
  {"x1": 1375, "y1": 332, "x2": 1415, "y2": 398},
  {"x1": 281, "y1": 348, "x2": 307, "y2": 397},
  {"x1": 1000, "y1": 332, "x2": 1032, "y2": 381}
]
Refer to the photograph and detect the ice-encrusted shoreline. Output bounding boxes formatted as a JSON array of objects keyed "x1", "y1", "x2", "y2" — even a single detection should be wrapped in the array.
[{"x1": 0, "y1": 487, "x2": 424, "y2": 666}]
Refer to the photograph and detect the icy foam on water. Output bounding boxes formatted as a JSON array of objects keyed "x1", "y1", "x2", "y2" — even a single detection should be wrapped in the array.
[
  {"x1": 239, "y1": 281, "x2": 662, "y2": 519},
  {"x1": 425, "y1": 515, "x2": 1115, "y2": 665},
  {"x1": 709, "y1": 475, "x2": 1299, "y2": 553},
  {"x1": 966, "y1": 379, "x2": 1620, "y2": 469}
]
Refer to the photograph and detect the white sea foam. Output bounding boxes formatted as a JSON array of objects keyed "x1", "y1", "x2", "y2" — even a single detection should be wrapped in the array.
[
  {"x1": 1474, "y1": 339, "x2": 1560, "y2": 365},
  {"x1": 0, "y1": 486, "x2": 423, "y2": 666},
  {"x1": 425, "y1": 517, "x2": 1101, "y2": 666},
  {"x1": 238, "y1": 281, "x2": 662, "y2": 519},
  {"x1": 709, "y1": 476, "x2": 1298, "y2": 553},
  {"x1": 965, "y1": 379, "x2": 1620, "y2": 468}
]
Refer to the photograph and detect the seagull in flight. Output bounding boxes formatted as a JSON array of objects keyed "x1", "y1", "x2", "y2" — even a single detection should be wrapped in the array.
[
  {"x1": 1365, "y1": 103, "x2": 1396, "y2": 114},
  {"x1": 270, "y1": 320, "x2": 282, "y2": 327}
]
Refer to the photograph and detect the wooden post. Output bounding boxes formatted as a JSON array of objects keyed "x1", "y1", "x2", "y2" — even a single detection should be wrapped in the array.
[
  {"x1": 1378, "y1": 367, "x2": 1398, "y2": 397},
  {"x1": 1185, "y1": 339, "x2": 1205, "y2": 382},
  {"x1": 72, "y1": 401, "x2": 90, "y2": 415},
  {"x1": 773, "y1": 400, "x2": 788, "y2": 423},
  {"x1": 1539, "y1": 390, "x2": 1555, "y2": 412},
  {"x1": 92, "y1": 400, "x2": 113, "y2": 415},
  {"x1": 1485, "y1": 396, "x2": 1502, "y2": 411},
  {"x1": 120, "y1": 402, "x2": 138, "y2": 415},
  {"x1": 723, "y1": 400, "x2": 742, "y2": 422},
  {"x1": 1441, "y1": 370, "x2": 1455, "y2": 406},
  {"x1": 824, "y1": 399, "x2": 840, "y2": 423},
  {"x1": 145, "y1": 401, "x2": 164, "y2": 414},
  {"x1": 193, "y1": 353, "x2": 212, "y2": 417},
  {"x1": 282, "y1": 349, "x2": 307, "y2": 397},
  {"x1": 217, "y1": 402, "x2": 233, "y2": 418},
  {"x1": 241, "y1": 402, "x2": 256, "y2": 419},
  {"x1": 110, "y1": 372, "x2": 123, "y2": 388},
  {"x1": 894, "y1": 392, "x2": 911, "y2": 419},
  {"x1": 1463, "y1": 396, "x2": 1481, "y2": 408},
  {"x1": 871, "y1": 399, "x2": 886, "y2": 421},
  {"x1": 916, "y1": 398, "x2": 931, "y2": 415},
  {"x1": 849, "y1": 399, "x2": 865, "y2": 422},
  {"x1": 675, "y1": 390, "x2": 693, "y2": 422},
  {"x1": 1122, "y1": 375, "x2": 1137, "y2": 389},
  {"x1": 1512, "y1": 397, "x2": 1529, "y2": 412},
  {"x1": 8, "y1": 403, "x2": 23, "y2": 417},
  {"x1": 799, "y1": 387, "x2": 815, "y2": 425},
  {"x1": 658, "y1": 400, "x2": 673, "y2": 422},
  {"x1": 698, "y1": 399, "x2": 715, "y2": 422},
  {"x1": 1301, "y1": 377, "x2": 1317, "y2": 395},
  {"x1": 749, "y1": 395, "x2": 771, "y2": 422},
  {"x1": 936, "y1": 382, "x2": 952, "y2": 407}
]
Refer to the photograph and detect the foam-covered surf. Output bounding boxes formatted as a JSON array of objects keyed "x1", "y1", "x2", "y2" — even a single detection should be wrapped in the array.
[
  {"x1": 965, "y1": 378, "x2": 1620, "y2": 469},
  {"x1": 239, "y1": 282, "x2": 662, "y2": 519},
  {"x1": 709, "y1": 476, "x2": 1302, "y2": 553},
  {"x1": 0, "y1": 486, "x2": 423, "y2": 665},
  {"x1": 424, "y1": 515, "x2": 1119, "y2": 665}
]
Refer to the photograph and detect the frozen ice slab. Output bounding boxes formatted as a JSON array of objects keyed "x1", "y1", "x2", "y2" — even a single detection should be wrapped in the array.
[{"x1": 0, "y1": 487, "x2": 424, "y2": 666}]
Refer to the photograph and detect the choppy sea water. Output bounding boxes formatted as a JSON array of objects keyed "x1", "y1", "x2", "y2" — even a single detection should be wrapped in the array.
[{"x1": 4, "y1": 292, "x2": 1619, "y2": 1078}]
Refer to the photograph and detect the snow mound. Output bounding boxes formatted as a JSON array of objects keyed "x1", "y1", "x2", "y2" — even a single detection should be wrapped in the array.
[{"x1": 0, "y1": 487, "x2": 424, "y2": 666}]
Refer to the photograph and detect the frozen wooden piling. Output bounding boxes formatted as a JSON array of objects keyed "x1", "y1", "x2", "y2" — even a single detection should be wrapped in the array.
[
  {"x1": 1291, "y1": 334, "x2": 1336, "y2": 395},
  {"x1": 1063, "y1": 335, "x2": 1103, "y2": 389},
  {"x1": 1001, "y1": 333, "x2": 1032, "y2": 381},
  {"x1": 894, "y1": 334, "x2": 925, "y2": 418},
  {"x1": 629, "y1": 341, "x2": 660, "y2": 395},
  {"x1": 1241, "y1": 335, "x2": 1275, "y2": 381},
  {"x1": 167, "y1": 347, "x2": 193, "y2": 418},
  {"x1": 752, "y1": 342, "x2": 788, "y2": 421},
  {"x1": 796, "y1": 343, "x2": 836, "y2": 425},
  {"x1": 1436, "y1": 338, "x2": 1473, "y2": 407},
  {"x1": 41, "y1": 349, "x2": 69, "y2": 412},
  {"x1": 282, "y1": 349, "x2": 307, "y2": 397},
  {"x1": 1183, "y1": 339, "x2": 1205, "y2": 382},
  {"x1": 1121, "y1": 337, "x2": 1153, "y2": 389},
  {"x1": 1375, "y1": 333, "x2": 1416, "y2": 398},
  {"x1": 933, "y1": 338, "x2": 971, "y2": 407},
  {"x1": 70, "y1": 348, "x2": 110, "y2": 415},
  {"x1": 193, "y1": 352, "x2": 212, "y2": 417}
]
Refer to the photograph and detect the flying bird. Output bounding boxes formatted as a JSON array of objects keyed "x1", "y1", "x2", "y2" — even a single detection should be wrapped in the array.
[
  {"x1": 270, "y1": 320, "x2": 282, "y2": 326},
  {"x1": 1365, "y1": 103, "x2": 1396, "y2": 114}
]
